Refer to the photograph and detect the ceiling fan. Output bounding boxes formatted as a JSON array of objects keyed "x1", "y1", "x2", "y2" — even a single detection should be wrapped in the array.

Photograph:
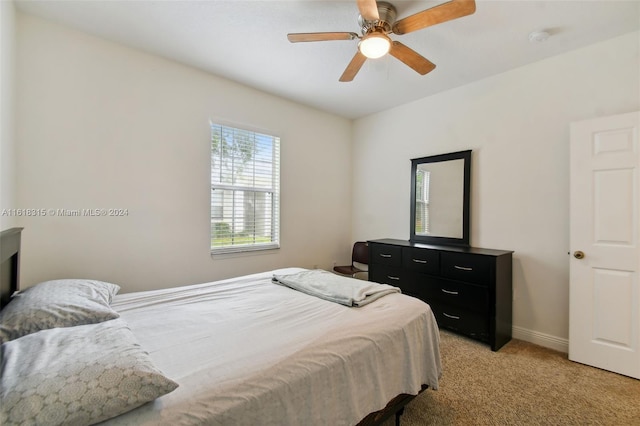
[{"x1": 287, "y1": 0, "x2": 476, "y2": 82}]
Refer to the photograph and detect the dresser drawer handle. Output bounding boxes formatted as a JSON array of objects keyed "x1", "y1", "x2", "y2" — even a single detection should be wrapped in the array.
[
  {"x1": 441, "y1": 289, "x2": 459, "y2": 295},
  {"x1": 412, "y1": 259, "x2": 427, "y2": 264},
  {"x1": 454, "y1": 265, "x2": 473, "y2": 271},
  {"x1": 387, "y1": 276, "x2": 400, "y2": 281},
  {"x1": 379, "y1": 254, "x2": 392, "y2": 258},
  {"x1": 443, "y1": 312, "x2": 460, "y2": 320}
]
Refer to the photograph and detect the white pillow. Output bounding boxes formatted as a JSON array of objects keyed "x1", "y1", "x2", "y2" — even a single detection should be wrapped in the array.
[
  {"x1": 0, "y1": 318, "x2": 178, "y2": 425},
  {"x1": 0, "y1": 279, "x2": 120, "y2": 343}
]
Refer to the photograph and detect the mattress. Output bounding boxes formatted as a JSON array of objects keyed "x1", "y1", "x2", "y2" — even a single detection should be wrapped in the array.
[{"x1": 105, "y1": 268, "x2": 442, "y2": 425}]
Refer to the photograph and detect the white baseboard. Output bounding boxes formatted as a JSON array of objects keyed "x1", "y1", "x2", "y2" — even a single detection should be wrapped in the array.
[{"x1": 512, "y1": 326, "x2": 569, "y2": 353}]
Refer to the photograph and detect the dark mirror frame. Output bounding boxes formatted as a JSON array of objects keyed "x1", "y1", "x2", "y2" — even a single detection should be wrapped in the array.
[{"x1": 410, "y1": 150, "x2": 471, "y2": 246}]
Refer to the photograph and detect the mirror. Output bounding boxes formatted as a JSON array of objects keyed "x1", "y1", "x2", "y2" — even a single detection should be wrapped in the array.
[{"x1": 410, "y1": 150, "x2": 471, "y2": 246}]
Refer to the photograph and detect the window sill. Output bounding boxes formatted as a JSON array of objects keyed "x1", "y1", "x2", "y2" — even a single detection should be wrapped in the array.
[{"x1": 210, "y1": 243, "x2": 280, "y2": 257}]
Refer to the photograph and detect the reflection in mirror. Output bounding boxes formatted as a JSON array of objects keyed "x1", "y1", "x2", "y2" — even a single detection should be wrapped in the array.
[
  {"x1": 415, "y1": 159, "x2": 465, "y2": 238},
  {"x1": 410, "y1": 150, "x2": 471, "y2": 246}
]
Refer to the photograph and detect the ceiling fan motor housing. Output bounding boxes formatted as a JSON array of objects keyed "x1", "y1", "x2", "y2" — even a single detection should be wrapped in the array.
[{"x1": 358, "y1": 1, "x2": 397, "y2": 34}]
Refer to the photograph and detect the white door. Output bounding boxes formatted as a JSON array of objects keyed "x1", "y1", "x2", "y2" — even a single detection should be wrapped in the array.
[{"x1": 569, "y1": 111, "x2": 640, "y2": 379}]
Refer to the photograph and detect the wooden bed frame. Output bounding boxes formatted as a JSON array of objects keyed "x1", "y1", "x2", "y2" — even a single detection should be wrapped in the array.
[
  {"x1": 0, "y1": 227, "x2": 425, "y2": 425},
  {"x1": 0, "y1": 227, "x2": 22, "y2": 309}
]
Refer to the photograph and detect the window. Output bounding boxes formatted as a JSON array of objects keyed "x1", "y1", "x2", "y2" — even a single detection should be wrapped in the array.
[
  {"x1": 415, "y1": 169, "x2": 430, "y2": 234},
  {"x1": 210, "y1": 123, "x2": 280, "y2": 254}
]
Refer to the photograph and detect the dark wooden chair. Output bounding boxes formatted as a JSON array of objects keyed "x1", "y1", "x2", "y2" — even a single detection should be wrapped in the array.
[{"x1": 333, "y1": 241, "x2": 369, "y2": 278}]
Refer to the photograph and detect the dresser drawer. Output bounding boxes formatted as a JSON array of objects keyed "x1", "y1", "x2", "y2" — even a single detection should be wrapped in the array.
[
  {"x1": 430, "y1": 303, "x2": 489, "y2": 343},
  {"x1": 370, "y1": 244, "x2": 402, "y2": 266},
  {"x1": 402, "y1": 247, "x2": 439, "y2": 274},
  {"x1": 441, "y1": 252, "x2": 492, "y2": 286},
  {"x1": 369, "y1": 265, "x2": 408, "y2": 288},
  {"x1": 419, "y1": 277, "x2": 488, "y2": 313}
]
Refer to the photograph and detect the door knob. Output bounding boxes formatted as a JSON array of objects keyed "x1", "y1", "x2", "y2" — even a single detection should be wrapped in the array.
[{"x1": 573, "y1": 251, "x2": 585, "y2": 259}]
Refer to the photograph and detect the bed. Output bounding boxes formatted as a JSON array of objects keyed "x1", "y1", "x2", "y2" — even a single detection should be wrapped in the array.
[{"x1": 0, "y1": 228, "x2": 442, "y2": 426}]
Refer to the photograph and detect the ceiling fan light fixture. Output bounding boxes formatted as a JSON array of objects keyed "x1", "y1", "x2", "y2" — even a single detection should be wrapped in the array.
[
  {"x1": 358, "y1": 33, "x2": 391, "y2": 59},
  {"x1": 287, "y1": 0, "x2": 477, "y2": 81}
]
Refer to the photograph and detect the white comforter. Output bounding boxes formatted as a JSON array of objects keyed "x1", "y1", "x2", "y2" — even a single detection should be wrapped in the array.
[{"x1": 105, "y1": 268, "x2": 442, "y2": 426}]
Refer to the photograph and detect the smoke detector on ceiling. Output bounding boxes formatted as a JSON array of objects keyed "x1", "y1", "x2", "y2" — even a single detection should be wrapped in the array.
[{"x1": 529, "y1": 30, "x2": 550, "y2": 43}]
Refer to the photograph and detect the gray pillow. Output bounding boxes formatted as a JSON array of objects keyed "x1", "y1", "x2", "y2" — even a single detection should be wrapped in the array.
[
  {"x1": 0, "y1": 279, "x2": 121, "y2": 343},
  {"x1": 0, "y1": 318, "x2": 179, "y2": 426}
]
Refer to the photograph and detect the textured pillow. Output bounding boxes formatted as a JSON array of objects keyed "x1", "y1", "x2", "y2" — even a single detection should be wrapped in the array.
[
  {"x1": 0, "y1": 318, "x2": 179, "y2": 426},
  {"x1": 0, "y1": 279, "x2": 121, "y2": 343}
]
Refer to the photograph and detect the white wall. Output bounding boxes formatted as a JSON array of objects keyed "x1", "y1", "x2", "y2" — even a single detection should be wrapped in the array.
[
  {"x1": 15, "y1": 13, "x2": 353, "y2": 292},
  {"x1": 13, "y1": 9, "x2": 640, "y2": 347},
  {"x1": 352, "y1": 31, "x2": 640, "y2": 347},
  {"x1": 0, "y1": 0, "x2": 17, "y2": 229}
]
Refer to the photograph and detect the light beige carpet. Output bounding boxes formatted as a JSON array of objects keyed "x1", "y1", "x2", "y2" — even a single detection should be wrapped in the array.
[{"x1": 387, "y1": 330, "x2": 640, "y2": 425}]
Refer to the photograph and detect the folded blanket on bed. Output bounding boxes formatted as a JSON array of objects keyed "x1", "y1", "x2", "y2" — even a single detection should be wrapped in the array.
[{"x1": 272, "y1": 269, "x2": 400, "y2": 307}]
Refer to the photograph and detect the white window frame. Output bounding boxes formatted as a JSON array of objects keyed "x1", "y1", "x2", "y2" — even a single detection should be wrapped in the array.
[{"x1": 210, "y1": 121, "x2": 280, "y2": 255}]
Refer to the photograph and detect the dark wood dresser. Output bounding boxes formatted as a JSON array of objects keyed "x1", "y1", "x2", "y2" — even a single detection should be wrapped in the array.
[{"x1": 368, "y1": 238, "x2": 513, "y2": 351}]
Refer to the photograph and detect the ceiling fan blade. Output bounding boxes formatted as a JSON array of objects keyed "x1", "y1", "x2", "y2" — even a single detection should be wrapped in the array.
[
  {"x1": 388, "y1": 41, "x2": 436, "y2": 75},
  {"x1": 392, "y1": 0, "x2": 476, "y2": 35},
  {"x1": 357, "y1": 0, "x2": 380, "y2": 21},
  {"x1": 287, "y1": 32, "x2": 359, "y2": 43},
  {"x1": 339, "y1": 51, "x2": 367, "y2": 82}
]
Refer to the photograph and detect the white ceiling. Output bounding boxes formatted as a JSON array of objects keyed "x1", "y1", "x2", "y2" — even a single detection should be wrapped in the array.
[{"x1": 15, "y1": 0, "x2": 640, "y2": 119}]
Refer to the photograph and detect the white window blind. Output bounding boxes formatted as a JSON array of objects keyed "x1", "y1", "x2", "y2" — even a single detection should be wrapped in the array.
[{"x1": 210, "y1": 123, "x2": 280, "y2": 254}]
